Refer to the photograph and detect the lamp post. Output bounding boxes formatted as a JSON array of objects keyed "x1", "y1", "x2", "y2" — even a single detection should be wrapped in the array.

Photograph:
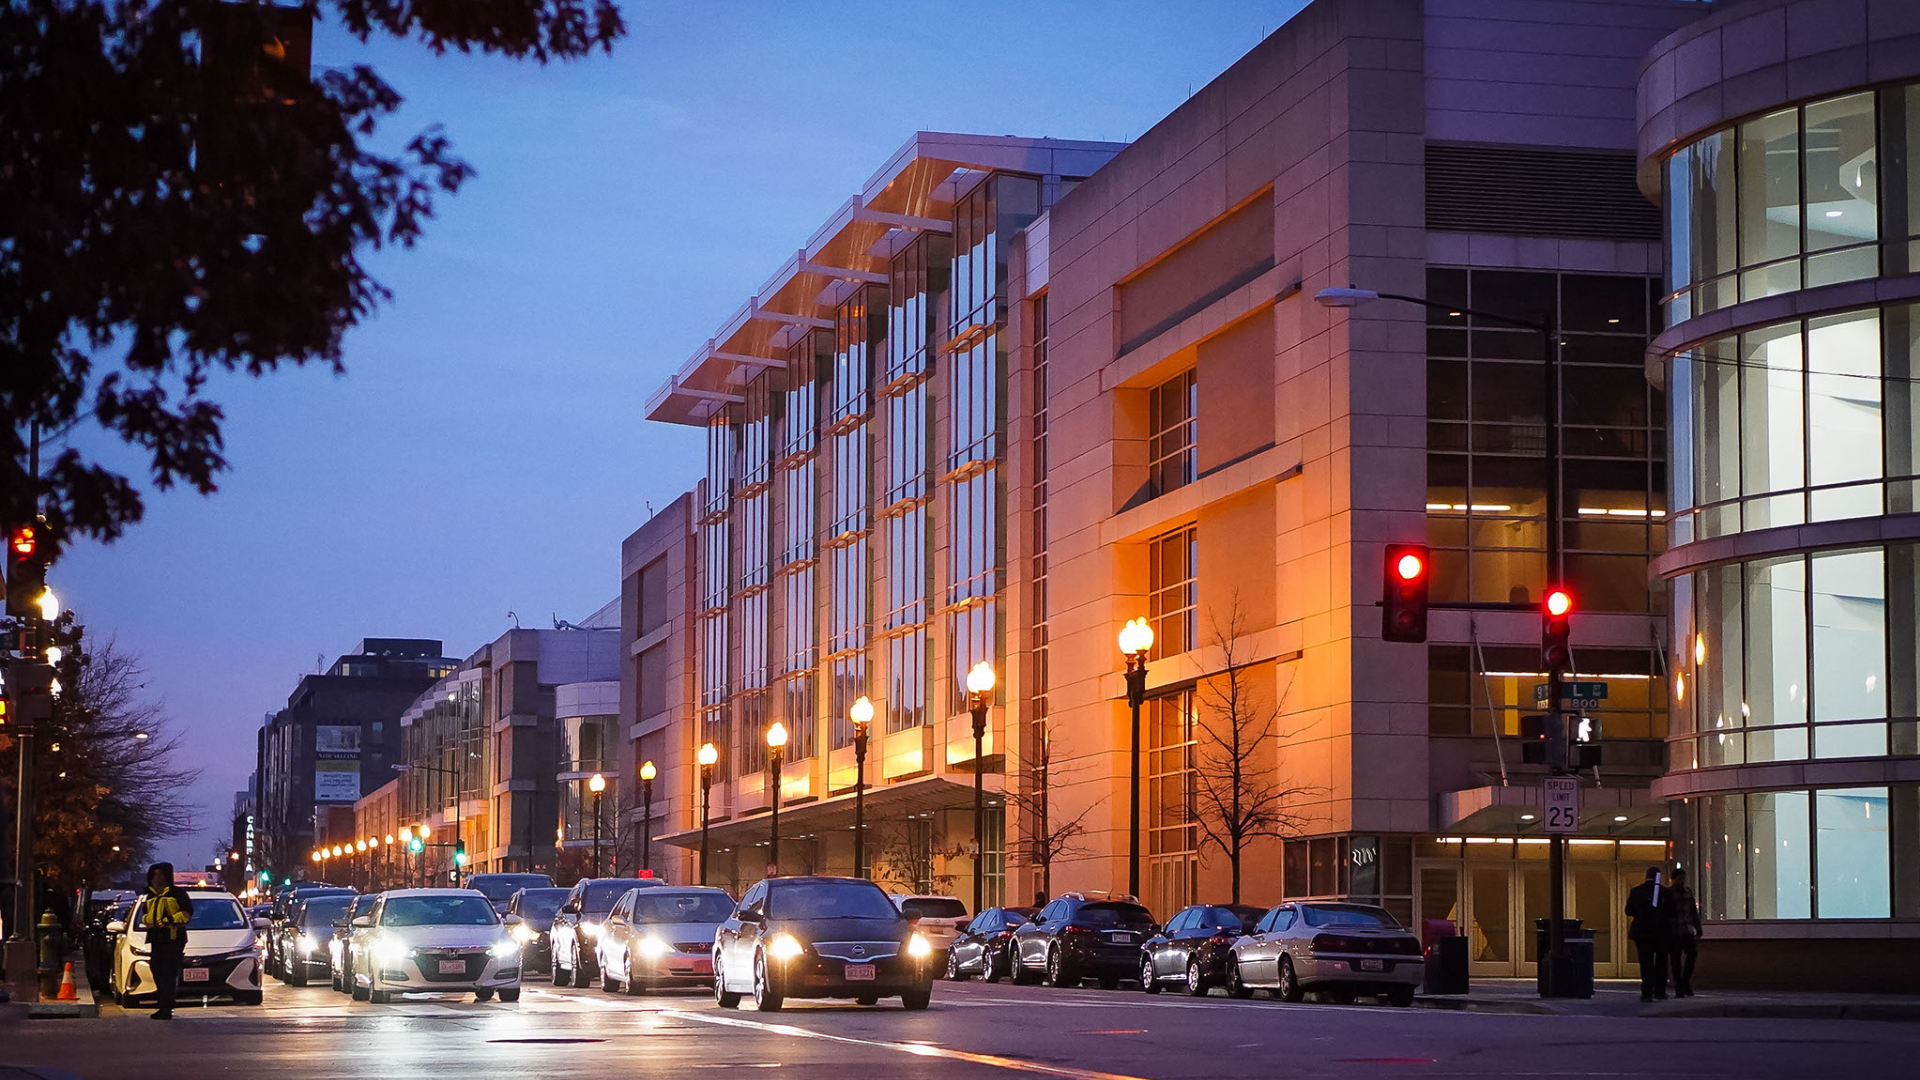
[
  {"x1": 964, "y1": 661, "x2": 996, "y2": 917},
  {"x1": 849, "y1": 696, "x2": 874, "y2": 879},
  {"x1": 1314, "y1": 283, "x2": 1570, "y2": 996},
  {"x1": 393, "y1": 762, "x2": 462, "y2": 887},
  {"x1": 765, "y1": 722, "x2": 788, "y2": 877},
  {"x1": 697, "y1": 742, "x2": 718, "y2": 886},
  {"x1": 588, "y1": 772, "x2": 607, "y2": 877},
  {"x1": 639, "y1": 760, "x2": 656, "y2": 876},
  {"x1": 1118, "y1": 617, "x2": 1154, "y2": 900}
]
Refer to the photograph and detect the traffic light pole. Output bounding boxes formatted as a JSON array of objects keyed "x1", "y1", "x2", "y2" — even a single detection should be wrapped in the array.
[{"x1": 1540, "y1": 311, "x2": 1569, "y2": 998}]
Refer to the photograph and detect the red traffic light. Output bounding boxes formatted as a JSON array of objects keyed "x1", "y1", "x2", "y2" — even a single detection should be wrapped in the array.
[
  {"x1": 1394, "y1": 551, "x2": 1425, "y2": 582},
  {"x1": 1545, "y1": 588, "x2": 1573, "y2": 617},
  {"x1": 8, "y1": 524, "x2": 34, "y2": 559},
  {"x1": 1382, "y1": 543, "x2": 1431, "y2": 643}
]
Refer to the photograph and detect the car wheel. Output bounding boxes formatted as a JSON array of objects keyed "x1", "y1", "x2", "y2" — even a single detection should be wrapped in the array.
[
  {"x1": 236, "y1": 990, "x2": 263, "y2": 1006},
  {"x1": 856, "y1": 994, "x2": 880, "y2": 1006},
  {"x1": 1140, "y1": 955, "x2": 1161, "y2": 993},
  {"x1": 901, "y1": 986, "x2": 931, "y2": 1011},
  {"x1": 1278, "y1": 957, "x2": 1304, "y2": 1003},
  {"x1": 628, "y1": 972, "x2": 650, "y2": 996},
  {"x1": 714, "y1": 957, "x2": 742, "y2": 1009},
  {"x1": 601, "y1": 958, "x2": 621, "y2": 994},
  {"x1": 1045, "y1": 946, "x2": 1075, "y2": 988},
  {"x1": 369, "y1": 989, "x2": 391, "y2": 1004},
  {"x1": 984, "y1": 948, "x2": 1006, "y2": 984},
  {"x1": 945, "y1": 950, "x2": 965, "y2": 981},
  {"x1": 1387, "y1": 986, "x2": 1415, "y2": 1008},
  {"x1": 352, "y1": 981, "x2": 370, "y2": 1001},
  {"x1": 752, "y1": 952, "x2": 783, "y2": 1012},
  {"x1": 499, "y1": 988, "x2": 521, "y2": 1003},
  {"x1": 553, "y1": 956, "x2": 572, "y2": 987},
  {"x1": 1011, "y1": 951, "x2": 1038, "y2": 985},
  {"x1": 1185, "y1": 957, "x2": 1208, "y2": 997},
  {"x1": 475, "y1": 988, "x2": 495, "y2": 1003},
  {"x1": 1226, "y1": 958, "x2": 1253, "y2": 1000},
  {"x1": 287, "y1": 960, "x2": 307, "y2": 987}
]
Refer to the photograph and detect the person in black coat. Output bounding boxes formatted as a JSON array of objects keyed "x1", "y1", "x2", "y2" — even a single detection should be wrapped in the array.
[
  {"x1": 1666, "y1": 868, "x2": 1702, "y2": 997},
  {"x1": 1624, "y1": 866, "x2": 1675, "y2": 1002}
]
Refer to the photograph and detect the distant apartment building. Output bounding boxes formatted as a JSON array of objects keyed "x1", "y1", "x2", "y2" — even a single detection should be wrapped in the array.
[{"x1": 253, "y1": 638, "x2": 457, "y2": 880}]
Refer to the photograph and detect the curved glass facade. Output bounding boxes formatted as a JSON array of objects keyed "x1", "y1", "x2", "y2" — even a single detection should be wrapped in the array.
[
  {"x1": 1665, "y1": 83, "x2": 1920, "y2": 321},
  {"x1": 1669, "y1": 785, "x2": 1918, "y2": 921}
]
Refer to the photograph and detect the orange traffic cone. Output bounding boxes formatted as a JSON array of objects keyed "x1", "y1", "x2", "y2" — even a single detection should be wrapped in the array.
[{"x1": 56, "y1": 962, "x2": 77, "y2": 1001}]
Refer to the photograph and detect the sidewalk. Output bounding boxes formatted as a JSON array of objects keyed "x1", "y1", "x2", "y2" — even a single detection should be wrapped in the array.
[
  {"x1": 1417, "y1": 978, "x2": 1920, "y2": 1021},
  {"x1": 0, "y1": 953, "x2": 100, "y2": 1021}
]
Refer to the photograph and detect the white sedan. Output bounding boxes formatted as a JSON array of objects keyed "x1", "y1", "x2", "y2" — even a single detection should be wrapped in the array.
[
  {"x1": 110, "y1": 890, "x2": 266, "y2": 1007},
  {"x1": 349, "y1": 888, "x2": 523, "y2": 1004}
]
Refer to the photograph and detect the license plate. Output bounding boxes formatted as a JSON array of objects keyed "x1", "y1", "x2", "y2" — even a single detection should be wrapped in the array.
[
  {"x1": 182, "y1": 968, "x2": 210, "y2": 982},
  {"x1": 1107, "y1": 933, "x2": 1131, "y2": 944},
  {"x1": 844, "y1": 963, "x2": 876, "y2": 981},
  {"x1": 1359, "y1": 958, "x2": 1385, "y2": 972},
  {"x1": 439, "y1": 959, "x2": 467, "y2": 974}
]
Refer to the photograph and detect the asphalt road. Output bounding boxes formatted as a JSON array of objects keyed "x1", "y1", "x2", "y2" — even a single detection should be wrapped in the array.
[{"x1": 5, "y1": 975, "x2": 1918, "y2": 1080}]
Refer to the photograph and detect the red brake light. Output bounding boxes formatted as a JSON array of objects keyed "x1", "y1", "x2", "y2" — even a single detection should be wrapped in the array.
[
  {"x1": 1063, "y1": 924, "x2": 1092, "y2": 934},
  {"x1": 1394, "y1": 552, "x2": 1424, "y2": 581}
]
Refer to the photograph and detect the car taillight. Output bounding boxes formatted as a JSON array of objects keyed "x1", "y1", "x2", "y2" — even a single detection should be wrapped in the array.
[
  {"x1": 1311, "y1": 934, "x2": 1355, "y2": 952},
  {"x1": 1063, "y1": 924, "x2": 1093, "y2": 934},
  {"x1": 1208, "y1": 932, "x2": 1235, "y2": 945},
  {"x1": 996, "y1": 930, "x2": 1016, "y2": 939},
  {"x1": 1390, "y1": 937, "x2": 1421, "y2": 956}
]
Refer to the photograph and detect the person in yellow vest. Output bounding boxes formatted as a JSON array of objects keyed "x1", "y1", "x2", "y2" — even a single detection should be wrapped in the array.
[{"x1": 140, "y1": 862, "x2": 194, "y2": 1019}]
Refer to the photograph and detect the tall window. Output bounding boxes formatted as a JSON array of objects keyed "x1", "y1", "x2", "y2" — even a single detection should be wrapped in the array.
[
  {"x1": 1148, "y1": 690, "x2": 1198, "y2": 916},
  {"x1": 1029, "y1": 293, "x2": 1052, "y2": 784},
  {"x1": 1149, "y1": 526, "x2": 1198, "y2": 659},
  {"x1": 1149, "y1": 368, "x2": 1197, "y2": 496}
]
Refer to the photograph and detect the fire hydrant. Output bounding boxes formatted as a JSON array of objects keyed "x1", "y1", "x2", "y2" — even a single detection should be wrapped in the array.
[{"x1": 36, "y1": 910, "x2": 67, "y2": 999}]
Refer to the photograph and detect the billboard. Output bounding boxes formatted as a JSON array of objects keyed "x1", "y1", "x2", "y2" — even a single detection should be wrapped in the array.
[
  {"x1": 314, "y1": 759, "x2": 361, "y2": 802},
  {"x1": 315, "y1": 725, "x2": 361, "y2": 755}
]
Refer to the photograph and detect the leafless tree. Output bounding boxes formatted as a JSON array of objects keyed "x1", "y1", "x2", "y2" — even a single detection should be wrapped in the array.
[
  {"x1": 1192, "y1": 598, "x2": 1318, "y2": 903},
  {"x1": 1005, "y1": 723, "x2": 1103, "y2": 902},
  {"x1": 868, "y1": 822, "x2": 965, "y2": 896}
]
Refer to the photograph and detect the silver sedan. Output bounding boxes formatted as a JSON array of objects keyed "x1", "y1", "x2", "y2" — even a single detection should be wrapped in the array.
[{"x1": 1226, "y1": 901, "x2": 1422, "y2": 1006}]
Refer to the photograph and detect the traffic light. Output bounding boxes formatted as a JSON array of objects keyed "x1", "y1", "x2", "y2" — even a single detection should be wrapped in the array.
[
  {"x1": 453, "y1": 839, "x2": 467, "y2": 866},
  {"x1": 1570, "y1": 714, "x2": 1603, "y2": 769},
  {"x1": 409, "y1": 834, "x2": 425, "y2": 854},
  {"x1": 1542, "y1": 587, "x2": 1573, "y2": 669},
  {"x1": 6, "y1": 518, "x2": 50, "y2": 621},
  {"x1": 1381, "y1": 543, "x2": 1430, "y2": 643},
  {"x1": 1519, "y1": 713, "x2": 1551, "y2": 765}
]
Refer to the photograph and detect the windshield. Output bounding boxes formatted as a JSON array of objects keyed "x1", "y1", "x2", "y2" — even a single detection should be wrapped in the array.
[
  {"x1": 351, "y1": 895, "x2": 378, "y2": 918},
  {"x1": 379, "y1": 896, "x2": 499, "y2": 927},
  {"x1": 630, "y1": 893, "x2": 733, "y2": 924},
  {"x1": 1300, "y1": 904, "x2": 1399, "y2": 929},
  {"x1": 514, "y1": 889, "x2": 568, "y2": 922},
  {"x1": 901, "y1": 897, "x2": 968, "y2": 920},
  {"x1": 1073, "y1": 903, "x2": 1155, "y2": 928},
  {"x1": 771, "y1": 881, "x2": 899, "y2": 921},
  {"x1": 298, "y1": 898, "x2": 353, "y2": 928},
  {"x1": 472, "y1": 875, "x2": 553, "y2": 902},
  {"x1": 582, "y1": 881, "x2": 651, "y2": 916}
]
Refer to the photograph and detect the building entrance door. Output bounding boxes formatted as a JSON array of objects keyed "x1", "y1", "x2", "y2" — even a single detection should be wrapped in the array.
[{"x1": 1416, "y1": 850, "x2": 1635, "y2": 979}]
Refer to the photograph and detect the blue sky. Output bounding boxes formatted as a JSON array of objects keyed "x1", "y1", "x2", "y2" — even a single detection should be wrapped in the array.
[{"x1": 56, "y1": 0, "x2": 1305, "y2": 871}]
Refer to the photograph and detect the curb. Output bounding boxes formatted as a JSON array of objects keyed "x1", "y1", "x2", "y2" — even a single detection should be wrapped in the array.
[
  {"x1": 1415, "y1": 995, "x2": 1558, "y2": 1016},
  {"x1": 1416, "y1": 995, "x2": 1920, "y2": 1022}
]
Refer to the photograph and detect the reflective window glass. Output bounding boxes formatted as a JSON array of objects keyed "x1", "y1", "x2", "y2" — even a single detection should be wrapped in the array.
[
  {"x1": 1815, "y1": 787, "x2": 1890, "y2": 918},
  {"x1": 1811, "y1": 549, "x2": 1887, "y2": 756},
  {"x1": 1747, "y1": 790, "x2": 1811, "y2": 919}
]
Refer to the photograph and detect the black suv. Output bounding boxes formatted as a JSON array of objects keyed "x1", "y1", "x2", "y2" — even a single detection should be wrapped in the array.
[{"x1": 1012, "y1": 893, "x2": 1156, "y2": 989}]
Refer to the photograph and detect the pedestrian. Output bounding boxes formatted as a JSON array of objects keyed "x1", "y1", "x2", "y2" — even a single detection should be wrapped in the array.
[
  {"x1": 1623, "y1": 865, "x2": 1674, "y2": 1002},
  {"x1": 1033, "y1": 889, "x2": 1048, "y2": 908},
  {"x1": 1667, "y1": 867, "x2": 1701, "y2": 997},
  {"x1": 139, "y1": 862, "x2": 194, "y2": 1019}
]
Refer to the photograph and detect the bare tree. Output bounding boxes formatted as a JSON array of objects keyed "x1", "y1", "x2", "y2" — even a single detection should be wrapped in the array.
[
  {"x1": 1192, "y1": 598, "x2": 1317, "y2": 903},
  {"x1": 1005, "y1": 723, "x2": 1103, "y2": 903},
  {"x1": 868, "y1": 822, "x2": 965, "y2": 896}
]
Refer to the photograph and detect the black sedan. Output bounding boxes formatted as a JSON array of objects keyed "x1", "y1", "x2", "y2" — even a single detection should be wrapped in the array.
[
  {"x1": 504, "y1": 886, "x2": 570, "y2": 976},
  {"x1": 551, "y1": 877, "x2": 669, "y2": 987},
  {"x1": 714, "y1": 876, "x2": 935, "y2": 1011},
  {"x1": 945, "y1": 906, "x2": 1038, "y2": 982},
  {"x1": 279, "y1": 894, "x2": 355, "y2": 986},
  {"x1": 1140, "y1": 903, "x2": 1262, "y2": 996},
  {"x1": 1013, "y1": 894, "x2": 1156, "y2": 989}
]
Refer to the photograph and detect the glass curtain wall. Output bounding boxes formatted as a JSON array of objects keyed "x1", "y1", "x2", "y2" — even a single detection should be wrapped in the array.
[
  {"x1": 777, "y1": 331, "x2": 826, "y2": 774},
  {"x1": 828, "y1": 286, "x2": 883, "y2": 748},
  {"x1": 883, "y1": 234, "x2": 942, "y2": 736},
  {"x1": 700, "y1": 408, "x2": 738, "y2": 782},
  {"x1": 1672, "y1": 785, "x2": 1916, "y2": 920},
  {"x1": 1148, "y1": 690, "x2": 1199, "y2": 916}
]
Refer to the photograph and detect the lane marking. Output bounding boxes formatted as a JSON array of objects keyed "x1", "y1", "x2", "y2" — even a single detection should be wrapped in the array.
[{"x1": 662, "y1": 1009, "x2": 1154, "y2": 1080}]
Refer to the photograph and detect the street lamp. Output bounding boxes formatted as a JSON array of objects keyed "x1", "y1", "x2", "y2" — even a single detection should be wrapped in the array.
[
  {"x1": 1315, "y1": 282, "x2": 1572, "y2": 996},
  {"x1": 697, "y1": 742, "x2": 718, "y2": 886},
  {"x1": 965, "y1": 661, "x2": 996, "y2": 916},
  {"x1": 849, "y1": 695, "x2": 874, "y2": 879},
  {"x1": 1118, "y1": 617, "x2": 1154, "y2": 899},
  {"x1": 588, "y1": 772, "x2": 607, "y2": 877},
  {"x1": 639, "y1": 760, "x2": 656, "y2": 876},
  {"x1": 765, "y1": 722, "x2": 788, "y2": 876}
]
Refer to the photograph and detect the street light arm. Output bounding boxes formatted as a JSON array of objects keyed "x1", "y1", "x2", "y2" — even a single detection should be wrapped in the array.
[{"x1": 1313, "y1": 286, "x2": 1549, "y2": 333}]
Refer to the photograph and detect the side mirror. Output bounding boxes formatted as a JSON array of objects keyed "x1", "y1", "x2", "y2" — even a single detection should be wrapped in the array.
[
  {"x1": 502, "y1": 914, "x2": 522, "y2": 927},
  {"x1": 252, "y1": 917, "x2": 272, "y2": 931},
  {"x1": 561, "y1": 900, "x2": 581, "y2": 915},
  {"x1": 351, "y1": 916, "x2": 373, "y2": 928},
  {"x1": 106, "y1": 920, "x2": 126, "y2": 934}
]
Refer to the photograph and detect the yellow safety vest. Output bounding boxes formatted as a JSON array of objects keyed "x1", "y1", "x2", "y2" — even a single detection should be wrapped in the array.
[{"x1": 143, "y1": 890, "x2": 191, "y2": 943}]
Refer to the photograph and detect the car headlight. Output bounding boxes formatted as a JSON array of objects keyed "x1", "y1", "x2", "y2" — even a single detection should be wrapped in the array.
[
  {"x1": 638, "y1": 936, "x2": 673, "y2": 958},
  {"x1": 298, "y1": 933, "x2": 319, "y2": 955},
  {"x1": 907, "y1": 933, "x2": 933, "y2": 960},
  {"x1": 490, "y1": 938, "x2": 519, "y2": 960},
  {"x1": 372, "y1": 938, "x2": 409, "y2": 965},
  {"x1": 511, "y1": 924, "x2": 537, "y2": 944},
  {"x1": 767, "y1": 933, "x2": 805, "y2": 962},
  {"x1": 581, "y1": 922, "x2": 604, "y2": 940}
]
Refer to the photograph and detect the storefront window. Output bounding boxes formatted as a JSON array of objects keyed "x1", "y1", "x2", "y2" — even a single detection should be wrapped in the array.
[
  {"x1": 1815, "y1": 788, "x2": 1890, "y2": 918},
  {"x1": 1679, "y1": 787, "x2": 1908, "y2": 922}
]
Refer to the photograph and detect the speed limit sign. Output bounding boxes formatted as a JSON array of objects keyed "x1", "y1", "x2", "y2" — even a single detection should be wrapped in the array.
[{"x1": 1542, "y1": 776, "x2": 1580, "y2": 833}]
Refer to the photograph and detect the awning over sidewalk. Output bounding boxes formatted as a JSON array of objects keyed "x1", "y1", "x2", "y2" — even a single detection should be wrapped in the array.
[
  {"x1": 1439, "y1": 783, "x2": 1667, "y2": 838},
  {"x1": 652, "y1": 774, "x2": 994, "y2": 851}
]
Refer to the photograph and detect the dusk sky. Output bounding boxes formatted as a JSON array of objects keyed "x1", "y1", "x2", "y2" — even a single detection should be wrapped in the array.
[{"x1": 56, "y1": 1, "x2": 1306, "y2": 871}]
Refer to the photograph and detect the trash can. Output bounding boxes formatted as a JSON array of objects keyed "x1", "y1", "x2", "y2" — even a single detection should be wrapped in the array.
[
  {"x1": 1422, "y1": 919, "x2": 1469, "y2": 995},
  {"x1": 1533, "y1": 918, "x2": 1594, "y2": 999}
]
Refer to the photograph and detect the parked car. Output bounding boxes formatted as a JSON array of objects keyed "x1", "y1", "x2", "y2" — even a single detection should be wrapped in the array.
[
  {"x1": 945, "y1": 905, "x2": 1038, "y2": 981},
  {"x1": 347, "y1": 888, "x2": 522, "y2": 1004},
  {"x1": 330, "y1": 894, "x2": 381, "y2": 993},
  {"x1": 1227, "y1": 901, "x2": 1422, "y2": 1006},
  {"x1": 550, "y1": 877, "x2": 669, "y2": 987},
  {"x1": 596, "y1": 886, "x2": 733, "y2": 993},
  {"x1": 110, "y1": 889, "x2": 267, "y2": 1007},
  {"x1": 467, "y1": 873, "x2": 554, "y2": 915},
  {"x1": 504, "y1": 886, "x2": 571, "y2": 977},
  {"x1": 1140, "y1": 903, "x2": 1263, "y2": 996},
  {"x1": 277, "y1": 894, "x2": 355, "y2": 986},
  {"x1": 714, "y1": 876, "x2": 935, "y2": 1011},
  {"x1": 84, "y1": 899, "x2": 136, "y2": 993},
  {"x1": 889, "y1": 894, "x2": 969, "y2": 964},
  {"x1": 1013, "y1": 893, "x2": 1156, "y2": 989}
]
